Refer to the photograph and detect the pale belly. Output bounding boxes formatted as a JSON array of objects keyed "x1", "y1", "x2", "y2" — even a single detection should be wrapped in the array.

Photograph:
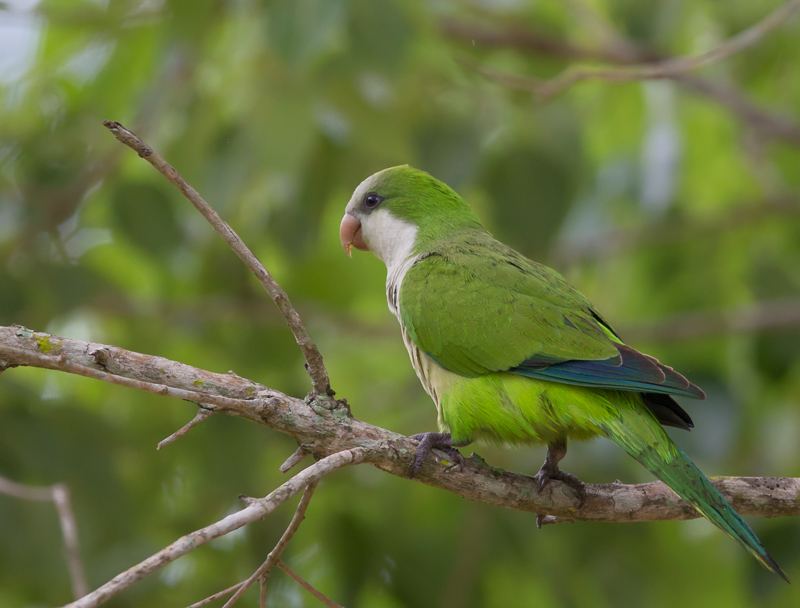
[{"x1": 398, "y1": 325, "x2": 615, "y2": 446}]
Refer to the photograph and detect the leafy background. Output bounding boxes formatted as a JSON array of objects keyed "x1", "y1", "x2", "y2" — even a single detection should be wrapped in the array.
[{"x1": 2, "y1": 0, "x2": 800, "y2": 606}]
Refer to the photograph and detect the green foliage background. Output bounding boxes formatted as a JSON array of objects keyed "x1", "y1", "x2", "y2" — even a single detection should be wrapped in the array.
[{"x1": 2, "y1": 0, "x2": 800, "y2": 606}]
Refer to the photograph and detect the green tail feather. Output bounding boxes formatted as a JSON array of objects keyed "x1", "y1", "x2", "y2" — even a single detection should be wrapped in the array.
[{"x1": 602, "y1": 410, "x2": 789, "y2": 583}]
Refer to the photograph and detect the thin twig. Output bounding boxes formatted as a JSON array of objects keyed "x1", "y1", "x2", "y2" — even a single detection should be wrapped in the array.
[
  {"x1": 277, "y1": 561, "x2": 345, "y2": 608},
  {"x1": 52, "y1": 484, "x2": 89, "y2": 599},
  {"x1": 452, "y1": 0, "x2": 667, "y2": 65},
  {"x1": 444, "y1": 10, "x2": 800, "y2": 145},
  {"x1": 0, "y1": 476, "x2": 54, "y2": 501},
  {"x1": 486, "y1": 0, "x2": 800, "y2": 101},
  {"x1": 157, "y1": 408, "x2": 215, "y2": 450},
  {"x1": 1, "y1": 343, "x2": 252, "y2": 413},
  {"x1": 101, "y1": 120, "x2": 333, "y2": 398},
  {"x1": 673, "y1": 74, "x2": 800, "y2": 146},
  {"x1": 265, "y1": 481, "x2": 318, "y2": 566},
  {"x1": 0, "y1": 477, "x2": 89, "y2": 599},
  {"x1": 650, "y1": 0, "x2": 800, "y2": 74},
  {"x1": 280, "y1": 446, "x2": 310, "y2": 473},
  {"x1": 222, "y1": 481, "x2": 320, "y2": 607},
  {"x1": 440, "y1": 18, "x2": 630, "y2": 63},
  {"x1": 185, "y1": 581, "x2": 245, "y2": 608},
  {"x1": 62, "y1": 449, "x2": 365, "y2": 608},
  {"x1": 566, "y1": 0, "x2": 800, "y2": 145}
]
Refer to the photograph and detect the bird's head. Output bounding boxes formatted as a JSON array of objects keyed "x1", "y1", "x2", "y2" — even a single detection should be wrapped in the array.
[{"x1": 340, "y1": 165, "x2": 483, "y2": 267}]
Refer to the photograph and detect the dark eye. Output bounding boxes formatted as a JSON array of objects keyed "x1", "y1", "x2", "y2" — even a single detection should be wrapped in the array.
[{"x1": 363, "y1": 192, "x2": 384, "y2": 210}]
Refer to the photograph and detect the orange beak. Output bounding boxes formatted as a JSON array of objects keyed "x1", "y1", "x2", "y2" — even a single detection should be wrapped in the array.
[{"x1": 339, "y1": 213, "x2": 368, "y2": 257}]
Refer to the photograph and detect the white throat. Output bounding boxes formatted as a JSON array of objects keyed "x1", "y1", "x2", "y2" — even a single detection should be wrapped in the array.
[
  {"x1": 360, "y1": 208, "x2": 419, "y2": 316},
  {"x1": 362, "y1": 208, "x2": 418, "y2": 273}
]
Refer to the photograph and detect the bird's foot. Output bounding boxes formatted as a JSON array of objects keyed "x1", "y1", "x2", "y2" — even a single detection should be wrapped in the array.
[
  {"x1": 409, "y1": 432, "x2": 469, "y2": 478},
  {"x1": 533, "y1": 465, "x2": 586, "y2": 503},
  {"x1": 534, "y1": 467, "x2": 586, "y2": 529},
  {"x1": 533, "y1": 440, "x2": 586, "y2": 528}
]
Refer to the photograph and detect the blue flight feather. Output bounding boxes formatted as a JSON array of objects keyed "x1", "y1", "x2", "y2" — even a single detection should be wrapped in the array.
[{"x1": 512, "y1": 344, "x2": 705, "y2": 400}]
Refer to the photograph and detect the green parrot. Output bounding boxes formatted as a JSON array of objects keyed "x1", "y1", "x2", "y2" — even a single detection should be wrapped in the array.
[{"x1": 339, "y1": 165, "x2": 787, "y2": 581}]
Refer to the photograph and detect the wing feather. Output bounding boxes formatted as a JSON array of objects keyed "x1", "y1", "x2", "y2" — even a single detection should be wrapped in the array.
[{"x1": 399, "y1": 231, "x2": 704, "y2": 402}]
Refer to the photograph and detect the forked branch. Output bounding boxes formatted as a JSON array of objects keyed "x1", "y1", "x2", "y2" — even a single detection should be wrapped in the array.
[
  {"x1": 526, "y1": 0, "x2": 800, "y2": 100},
  {"x1": 444, "y1": 0, "x2": 800, "y2": 146},
  {"x1": 62, "y1": 449, "x2": 365, "y2": 608},
  {"x1": 217, "y1": 480, "x2": 340, "y2": 608}
]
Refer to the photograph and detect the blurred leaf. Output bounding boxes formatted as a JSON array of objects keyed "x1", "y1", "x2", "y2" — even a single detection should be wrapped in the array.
[
  {"x1": 483, "y1": 144, "x2": 577, "y2": 257},
  {"x1": 110, "y1": 182, "x2": 182, "y2": 258}
]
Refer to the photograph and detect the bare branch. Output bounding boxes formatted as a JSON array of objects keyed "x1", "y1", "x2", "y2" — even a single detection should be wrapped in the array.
[
  {"x1": 185, "y1": 582, "x2": 244, "y2": 608},
  {"x1": 470, "y1": 0, "x2": 800, "y2": 101},
  {"x1": 222, "y1": 481, "x2": 319, "y2": 607},
  {"x1": 265, "y1": 481, "x2": 317, "y2": 567},
  {"x1": 673, "y1": 75, "x2": 800, "y2": 147},
  {"x1": 280, "y1": 446, "x2": 311, "y2": 473},
  {"x1": 0, "y1": 477, "x2": 88, "y2": 599},
  {"x1": 658, "y1": 0, "x2": 800, "y2": 73},
  {"x1": 4, "y1": 324, "x2": 799, "y2": 529},
  {"x1": 101, "y1": 120, "x2": 333, "y2": 398},
  {"x1": 62, "y1": 449, "x2": 365, "y2": 608},
  {"x1": 276, "y1": 562, "x2": 345, "y2": 608},
  {"x1": 157, "y1": 408, "x2": 215, "y2": 450},
  {"x1": 52, "y1": 484, "x2": 89, "y2": 599},
  {"x1": 0, "y1": 476, "x2": 54, "y2": 501},
  {"x1": 443, "y1": 11, "x2": 800, "y2": 145},
  {"x1": 440, "y1": 19, "x2": 634, "y2": 63},
  {"x1": 0, "y1": 340, "x2": 253, "y2": 414}
]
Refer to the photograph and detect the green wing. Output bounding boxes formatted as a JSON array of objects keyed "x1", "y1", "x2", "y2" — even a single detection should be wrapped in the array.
[
  {"x1": 399, "y1": 230, "x2": 704, "y2": 403},
  {"x1": 399, "y1": 231, "x2": 619, "y2": 378}
]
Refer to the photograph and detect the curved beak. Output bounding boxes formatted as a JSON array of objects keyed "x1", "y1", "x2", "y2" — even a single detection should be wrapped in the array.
[{"x1": 339, "y1": 213, "x2": 368, "y2": 257}]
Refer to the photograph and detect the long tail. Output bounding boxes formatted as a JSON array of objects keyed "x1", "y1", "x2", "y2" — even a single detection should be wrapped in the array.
[{"x1": 601, "y1": 407, "x2": 788, "y2": 582}]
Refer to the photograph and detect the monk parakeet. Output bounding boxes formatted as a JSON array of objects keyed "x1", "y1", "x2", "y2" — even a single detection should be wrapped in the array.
[{"x1": 339, "y1": 165, "x2": 786, "y2": 580}]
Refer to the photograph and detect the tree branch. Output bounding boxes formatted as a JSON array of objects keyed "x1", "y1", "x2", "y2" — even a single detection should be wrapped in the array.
[
  {"x1": 276, "y1": 561, "x2": 344, "y2": 608},
  {"x1": 3, "y1": 324, "x2": 798, "y2": 529},
  {"x1": 61, "y1": 449, "x2": 365, "y2": 608},
  {"x1": 442, "y1": 5, "x2": 800, "y2": 146},
  {"x1": 101, "y1": 120, "x2": 333, "y2": 398},
  {"x1": 531, "y1": 0, "x2": 800, "y2": 99},
  {"x1": 157, "y1": 408, "x2": 215, "y2": 450},
  {"x1": 0, "y1": 477, "x2": 88, "y2": 599},
  {"x1": 222, "y1": 481, "x2": 321, "y2": 607},
  {"x1": 186, "y1": 581, "x2": 245, "y2": 608},
  {"x1": 280, "y1": 446, "x2": 311, "y2": 473}
]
